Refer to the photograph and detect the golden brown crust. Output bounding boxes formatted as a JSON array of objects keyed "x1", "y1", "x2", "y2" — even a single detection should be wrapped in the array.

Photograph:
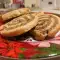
[
  {"x1": 48, "y1": 14, "x2": 60, "y2": 37},
  {"x1": 1, "y1": 8, "x2": 31, "y2": 21},
  {"x1": 31, "y1": 14, "x2": 60, "y2": 40},
  {"x1": 0, "y1": 12, "x2": 44, "y2": 37},
  {"x1": 31, "y1": 30, "x2": 45, "y2": 40}
]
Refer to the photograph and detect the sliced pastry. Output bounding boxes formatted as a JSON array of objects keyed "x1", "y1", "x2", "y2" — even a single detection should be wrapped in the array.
[
  {"x1": 0, "y1": 12, "x2": 43, "y2": 37},
  {"x1": 0, "y1": 8, "x2": 31, "y2": 21},
  {"x1": 31, "y1": 14, "x2": 60, "y2": 40}
]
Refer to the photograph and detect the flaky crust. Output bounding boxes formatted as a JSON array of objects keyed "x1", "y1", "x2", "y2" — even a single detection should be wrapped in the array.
[
  {"x1": 0, "y1": 8, "x2": 31, "y2": 21},
  {"x1": 0, "y1": 17, "x2": 38, "y2": 36},
  {"x1": 31, "y1": 14, "x2": 60, "y2": 40},
  {"x1": 0, "y1": 12, "x2": 44, "y2": 37},
  {"x1": 48, "y1": 14, "x2": 60, "y2": 37}
]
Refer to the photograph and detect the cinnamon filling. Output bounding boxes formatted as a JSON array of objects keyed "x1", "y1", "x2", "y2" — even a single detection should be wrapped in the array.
[
  {"x1": 3, "y1": 13, "x2": 35, "y2": 30},
  {"x1": 48, "y1": 16, "x2": 58, "y2": 31},
  {"x1": 35, "y1": 14, "x2": 59, "y2": 38}
]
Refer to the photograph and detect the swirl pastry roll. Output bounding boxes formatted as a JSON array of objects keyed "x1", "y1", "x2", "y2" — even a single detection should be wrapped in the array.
[
  {"x1": 31, "y1": 14, "x2": 60, "y2": 40},
  {"x1": 0, "y1": 8, "x2": 31, "y2": 21},
  {"x1": 0, "y1": 12, "x2": 43, "y2": 37}
]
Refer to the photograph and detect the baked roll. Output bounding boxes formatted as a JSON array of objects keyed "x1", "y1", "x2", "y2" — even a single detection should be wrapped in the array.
[
  {"x1": 31, "y1": 14, "x2": 60, "y2": 40},
  {"x1": 0, "y1": 12, "x2": 43, "y2": 37},
  {"x1": 0, "y1": 8, "x2": 31, "y2": 21}
]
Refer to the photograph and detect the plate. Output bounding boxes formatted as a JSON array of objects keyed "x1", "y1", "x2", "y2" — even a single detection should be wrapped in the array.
[{"x1": 0, "y1": 11, "x2": 60, "y2": 60}]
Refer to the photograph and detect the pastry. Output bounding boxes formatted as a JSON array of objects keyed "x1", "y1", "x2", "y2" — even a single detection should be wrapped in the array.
[
  {"x1": 0, "y1": 8, "x2": 31, "y2": 21},
  {"x1": 0, "y1": 12, "x2": 43, "y2": 37},
  {"x1": 31, "y1": 14, "x2": 60, "y2": 40}
]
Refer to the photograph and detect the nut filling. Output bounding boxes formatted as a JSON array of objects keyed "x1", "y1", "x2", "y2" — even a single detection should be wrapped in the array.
[
  {"x1": 32, "y1": 14, "x2": 60, "y2": 40},
  {"x1": 3, "y1": 14, "x2": 35, "y2": 30}
]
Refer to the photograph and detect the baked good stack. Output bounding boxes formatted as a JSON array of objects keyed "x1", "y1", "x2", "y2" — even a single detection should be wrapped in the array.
[{"x1": 0, "y1": 8, "x2": 60, "y2": 40}]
